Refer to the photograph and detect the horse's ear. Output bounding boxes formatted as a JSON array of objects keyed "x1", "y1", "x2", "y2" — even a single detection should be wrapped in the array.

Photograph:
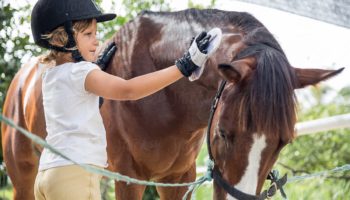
[
  {"x1": 293, "y1": 67, "x2": 344, "y2": 89},
  {"x1": 218, "y1": 64, "x2": 241, "y2": 83},
  {"x1": 218, "y1": 63, "x2": 251, "y2": 83}
]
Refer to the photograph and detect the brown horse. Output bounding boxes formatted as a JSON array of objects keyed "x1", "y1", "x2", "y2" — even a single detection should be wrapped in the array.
[
  {"x1": 1, "y1": 9, "x2": 342, "y2": 200},
  {"x1": 210, "y1": 26, "x2": 343, "y2": 199}
]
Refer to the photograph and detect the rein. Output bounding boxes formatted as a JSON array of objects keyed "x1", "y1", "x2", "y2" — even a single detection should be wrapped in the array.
[{"x1": 206, "y1": 80, "x2": 288, "y2": 199}]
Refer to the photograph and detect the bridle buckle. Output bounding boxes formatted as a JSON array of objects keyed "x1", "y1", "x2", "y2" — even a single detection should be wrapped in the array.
[{"x1": 266, "y1": 182, "x2": 277, "y2": 199}]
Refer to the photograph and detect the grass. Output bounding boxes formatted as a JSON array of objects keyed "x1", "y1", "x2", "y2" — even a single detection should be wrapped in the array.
[{"x1": 0, "y1": 184, "x2": 13, "y2": 200}]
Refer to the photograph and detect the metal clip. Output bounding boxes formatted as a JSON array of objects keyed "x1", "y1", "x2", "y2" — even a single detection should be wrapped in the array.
[
  {"x1": 212, "y1": 98, "x2": 219, "y2": 109},
  {"x1": 266, "y1": 182, "x2": 277, "y2": 199}
]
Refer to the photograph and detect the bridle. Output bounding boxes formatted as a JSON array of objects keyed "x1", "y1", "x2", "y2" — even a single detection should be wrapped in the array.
[{"x1": 206, "y1": 80, "x2": 288, "y2": 200}]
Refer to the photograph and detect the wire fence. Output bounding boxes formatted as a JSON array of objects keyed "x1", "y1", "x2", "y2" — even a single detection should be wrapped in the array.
[{"x1": 1, "y1": 113, "x2": 350, "y2": 199}]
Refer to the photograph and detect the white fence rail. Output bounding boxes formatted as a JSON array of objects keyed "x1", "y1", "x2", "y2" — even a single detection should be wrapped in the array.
[{"x1": 295, "y1": 113, "x2": 350, "y2": 136}]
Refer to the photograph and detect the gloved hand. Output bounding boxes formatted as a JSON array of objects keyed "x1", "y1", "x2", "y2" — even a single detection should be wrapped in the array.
[
  {"x1": 175, "y1": 32, "x2": 211, "y2": 77},
  {"x1": 95, "y1": 42, "x2": 117, "y2": 108},
  {"x1": 95, "y1": 42, "x2": 117, "y2": 71}
]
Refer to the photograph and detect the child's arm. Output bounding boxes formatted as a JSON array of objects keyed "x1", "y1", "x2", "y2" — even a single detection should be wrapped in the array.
[
  {"x1": 85, "y1": 65, "x2": 182, "y2": 100},
  {"x1": 86, "y1": 31, "x2": 216, "y2": 100}
]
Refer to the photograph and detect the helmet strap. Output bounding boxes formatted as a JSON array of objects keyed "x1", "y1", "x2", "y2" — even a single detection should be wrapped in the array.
[
  {"x1": 63, "y1": 21, "x2": 85, "y2": 62},
  {"x1": 47, "y1": 44, "x2": 72, "y2": 52},
  {"x1": 44, "y1": 21, "x2": 85, "y2": 62},
  {"x1": 47, "y1": 43, "x2": 84, "y2": 62}
]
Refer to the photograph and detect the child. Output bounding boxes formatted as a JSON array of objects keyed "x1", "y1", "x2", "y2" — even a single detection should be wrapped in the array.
[{"x1": 31, "y1": 0, "x2": 219, "y2": 199}]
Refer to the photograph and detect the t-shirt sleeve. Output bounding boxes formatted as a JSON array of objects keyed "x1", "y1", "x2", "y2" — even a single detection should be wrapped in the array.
[{"x1": 70, "y1": 61, "x2": 100, "y2": 95}]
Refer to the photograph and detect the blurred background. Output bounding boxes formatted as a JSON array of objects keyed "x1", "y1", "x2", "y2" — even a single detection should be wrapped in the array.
[{"x1": 1, "y1": 0, "x2": 349, "y2": 199}]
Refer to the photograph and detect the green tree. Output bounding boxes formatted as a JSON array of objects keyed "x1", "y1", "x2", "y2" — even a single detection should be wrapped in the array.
[
  {"x1": 188, "y1": 0, "x2": 216, "y2": 8},
  {"x1": 0, "y1": 2, "x2": 40, "y2": 114},
  {"x1": 275, "y1": 86, "x2": 350, "y2": 199}
]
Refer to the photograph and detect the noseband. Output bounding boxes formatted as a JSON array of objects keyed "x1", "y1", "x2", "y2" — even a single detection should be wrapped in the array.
[{"x1": 206, "y1": 80, "x2": 287, "y2": 200}]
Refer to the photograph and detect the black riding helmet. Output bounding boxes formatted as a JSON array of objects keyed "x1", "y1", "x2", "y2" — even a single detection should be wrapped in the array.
[{"x1": 31, "y1": 0, "x2": 116, "y2": 61}]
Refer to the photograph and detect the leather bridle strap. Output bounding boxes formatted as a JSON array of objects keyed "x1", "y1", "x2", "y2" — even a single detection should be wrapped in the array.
[
  {"x1": 206, "y1": 80, "x2": 226, "y2": 161},
  {"x1": 213, "y1": 168, "x2": 288, "y2": 200},
  {"x1": 213, "y1": 168, "x2": 259, "y2": 200}
]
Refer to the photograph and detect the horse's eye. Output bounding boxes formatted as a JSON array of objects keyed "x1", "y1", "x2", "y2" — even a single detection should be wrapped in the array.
[
  {"x1": 278, "y1": 138, "x2": 289, "y2": 150},
  {"x1": 219, "y1": 129, "x2": 227, "y2": 140}
]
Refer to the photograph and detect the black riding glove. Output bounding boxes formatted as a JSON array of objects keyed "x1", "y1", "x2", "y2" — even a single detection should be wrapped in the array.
[
  {"x1": 95, "y1": 42, "x2": 117, "y2": 108},
  {"x1": 175, "y1": 32, "x2": 211, "y2": 77},
  {"x1": 95, "y1": 42, "x2": 117, "y2": 71}
]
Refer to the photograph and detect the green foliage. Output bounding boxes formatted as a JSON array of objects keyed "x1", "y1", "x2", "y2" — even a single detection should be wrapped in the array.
[
  {"x1": 96, "y1": 1, "x2": 122, "y2": 41},
  {"x1": 0, "y1": 184, "x2": 13, "y2": 199},
  {"x1": 0, "y1": 3, "x2": 40, "y2": 114},
  {"x1": 97, "y1": 0, "x2": 172, "y2": 42},
  {"x1": 194, "y1": 184, "x2": 213, "y2": 199},
  {"x1": 143, "y1": 186, "x2": 160, "y2": 200},
  {"x1": 188, "y1": 0, "x2": 217, "y2": 9},
  {"x1": 122, "y1": 0, "x2": 171, "y2": 18},
  {"x1": 274, "y1": 86, "x2": 350, "y2": 198}
]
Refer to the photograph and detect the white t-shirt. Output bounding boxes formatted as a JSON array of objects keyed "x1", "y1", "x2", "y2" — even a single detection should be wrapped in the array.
[{"x1": 39, "y1": 61, "x2": 107, "y2": 171}]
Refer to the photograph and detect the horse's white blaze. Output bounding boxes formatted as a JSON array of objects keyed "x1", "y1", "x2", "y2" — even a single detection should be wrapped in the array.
[{"x1": 227, "y1": 134, "x2": 267, "y2": 200}]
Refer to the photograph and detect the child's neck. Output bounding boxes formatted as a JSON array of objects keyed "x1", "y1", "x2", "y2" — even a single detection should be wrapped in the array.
[{"x1": 56, "y1": 53, "x2": 74, "y2": 65}]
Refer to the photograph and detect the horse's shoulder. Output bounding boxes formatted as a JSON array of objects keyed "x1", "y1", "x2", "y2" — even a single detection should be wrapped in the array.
[
  {"x1": 16, "y1": 57, "x2": 43, "y2": 85},
  {"x1": 13, "y1": 56, "x2": 47, "y2": 133}
]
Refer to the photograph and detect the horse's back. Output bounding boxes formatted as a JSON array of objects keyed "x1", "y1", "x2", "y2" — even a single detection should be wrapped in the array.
[{"x1": 1, "y1": 57, "x2": 46, "y2": 200}]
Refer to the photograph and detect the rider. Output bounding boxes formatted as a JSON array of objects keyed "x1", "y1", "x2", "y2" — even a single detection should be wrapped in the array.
[{"x1": 31, "y1": 0, "x2": 218, "y2": 199}]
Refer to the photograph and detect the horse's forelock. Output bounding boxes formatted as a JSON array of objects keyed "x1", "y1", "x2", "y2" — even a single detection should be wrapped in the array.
[
  {"x1": 251, "y1": 48, "x2": 297, "y2": 141},
  {"x1": 229, "y1": 28, "x2": 297, "y2": 142}
]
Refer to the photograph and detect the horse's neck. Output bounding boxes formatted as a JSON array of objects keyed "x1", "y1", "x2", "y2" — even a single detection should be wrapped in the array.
[{"x1": 111, "y1": 14, "x2": 221, "y2": 128}]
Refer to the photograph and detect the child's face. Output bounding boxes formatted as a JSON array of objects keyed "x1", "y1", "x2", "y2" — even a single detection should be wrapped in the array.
[{"x1": 76, "y1": 19, "x2": 99, "y2": 62}]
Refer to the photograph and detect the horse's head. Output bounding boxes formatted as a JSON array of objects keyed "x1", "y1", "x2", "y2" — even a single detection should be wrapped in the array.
[{"x1": 210, "y1": 27, "x2": 343, "y2": 199}]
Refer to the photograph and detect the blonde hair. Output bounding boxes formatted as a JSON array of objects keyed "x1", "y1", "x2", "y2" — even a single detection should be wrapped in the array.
[{"x1": 40, "y1": 19, "x2": 93, "y2": 64}]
